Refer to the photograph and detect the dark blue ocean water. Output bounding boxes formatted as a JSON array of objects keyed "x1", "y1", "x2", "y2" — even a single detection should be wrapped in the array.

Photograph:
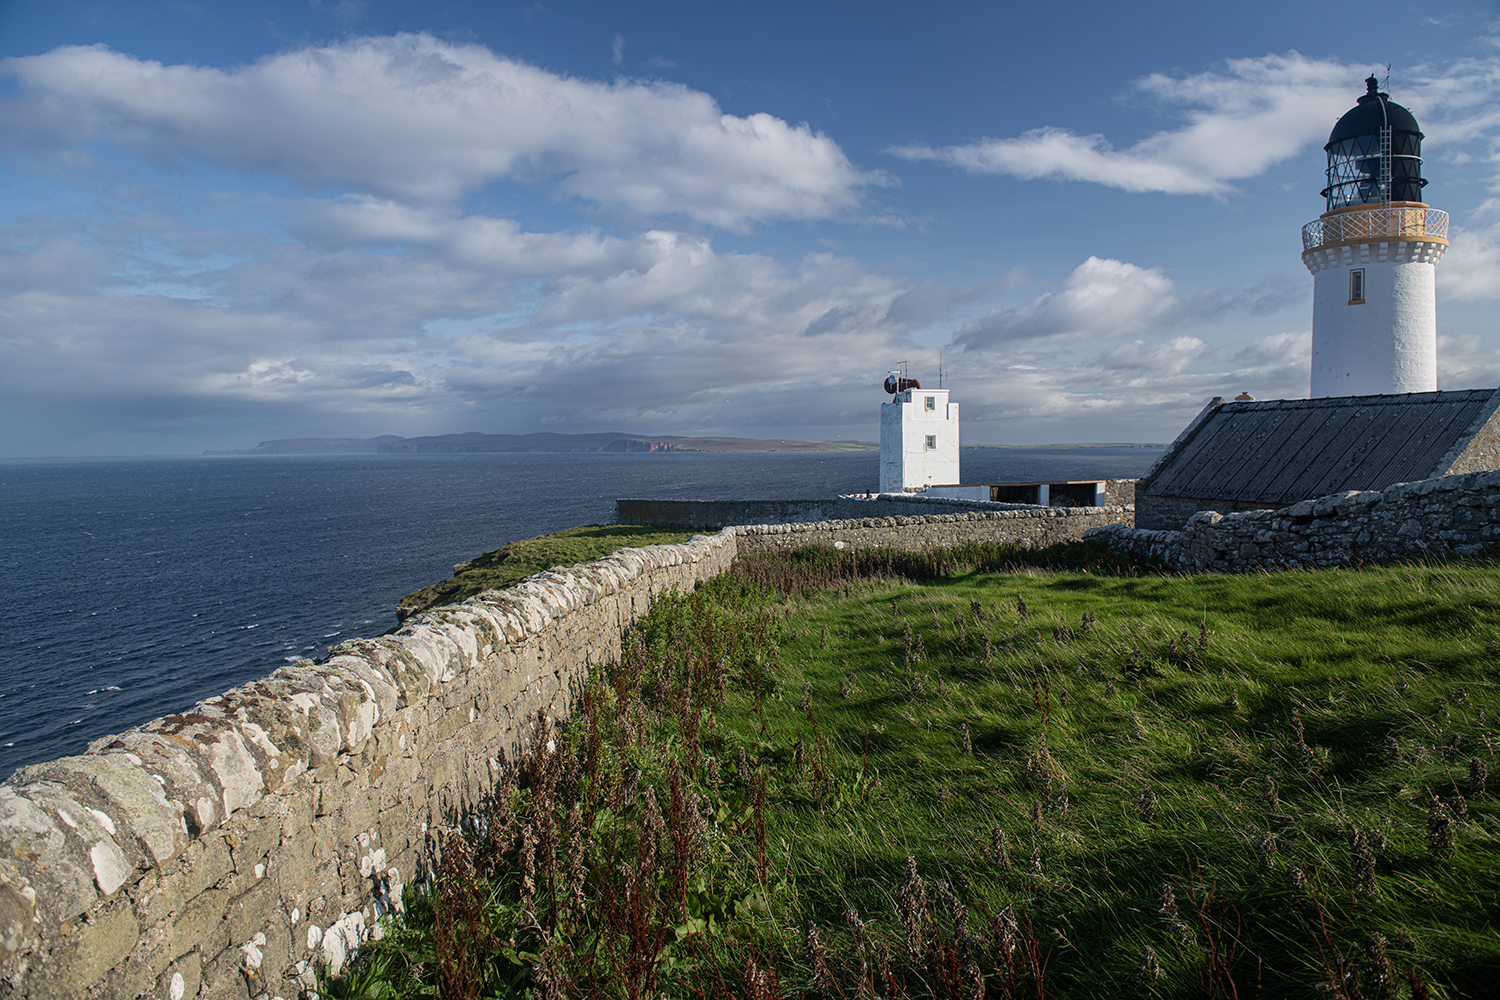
[{"x1": 0, "y1": 448, "x2": 1158, "y2": 778}]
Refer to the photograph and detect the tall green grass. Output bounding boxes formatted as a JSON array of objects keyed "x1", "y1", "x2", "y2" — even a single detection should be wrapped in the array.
[
  {"x1": 396, "y1": 525, "x2": 693, "y2": 620},
  {"x1": 331, "y1": 546, "x2": 1500, "y2": 999}
]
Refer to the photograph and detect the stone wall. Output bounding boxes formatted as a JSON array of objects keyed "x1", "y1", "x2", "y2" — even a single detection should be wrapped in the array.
[
  {"x1": 1090, "y1": 470, "x2": 1500, "y2": 573},
  {"x1": 1133, "y1": 490, "x2": 1290, "y2": 531},
  {"x1": 617, "y1": 486, "x2": 1136, "y2": 530},
  {"x1": 0, "y1": 534, "x2": 736, "y2": 1000},
  {"x1": 733, "y1": 504, "x2": 1133, "y2": 555},
  {"x1": 1096, "y1": 479, "x2": 1137, "y2": 507}
]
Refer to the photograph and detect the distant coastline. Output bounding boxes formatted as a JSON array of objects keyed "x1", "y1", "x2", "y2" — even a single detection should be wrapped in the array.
[{"x1": 204, "y1": 431, "x2": 879, "y2": 455}]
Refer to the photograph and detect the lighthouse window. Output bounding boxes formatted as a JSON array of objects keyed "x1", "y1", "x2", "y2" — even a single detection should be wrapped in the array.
[
  {"x1": 925, "y1": 435, "x2": 937, "y2": 450},
  {"x1": 924, "y1": 396, "x2": 936, "y2": 411},
  {"x1": 1349, "y1": 269, "x2": 1365, "y2": 304}
]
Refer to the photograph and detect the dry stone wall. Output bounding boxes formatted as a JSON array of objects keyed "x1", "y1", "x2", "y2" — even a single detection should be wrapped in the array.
[
  {"x1": 0, "y1": 534, "x2": 736, "y2": 1000},
  {"x1": 1089, "y1": 470, "x2": 1500, "y2": 572},
  {"x1": 733, "y1": 504, "x2": 1132, "y2": 555},
  {"x1": 617, "y1": 485, "x2": 1137, "y2": 531}
]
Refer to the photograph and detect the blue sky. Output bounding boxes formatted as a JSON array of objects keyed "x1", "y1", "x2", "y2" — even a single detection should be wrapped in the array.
[{"x1": 2, "y1": 0, "x2": 1499, "y2": 455}]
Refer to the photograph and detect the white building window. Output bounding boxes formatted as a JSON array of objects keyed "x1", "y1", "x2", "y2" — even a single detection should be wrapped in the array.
[
  {"x1": 924, "y1": 396, "x2": 936, "y2": 411},
  {"x1": 925, "y1": 434, "x2": 937, "y2": 450},
  {"x1": 1349, "y1": 269, "x2": 1365, "y2": 303}
]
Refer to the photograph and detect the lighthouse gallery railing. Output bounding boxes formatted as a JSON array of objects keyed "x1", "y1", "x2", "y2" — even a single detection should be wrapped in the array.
[{"x1": 1302, "y1": 207, "x2": 1449, "y2": 253}]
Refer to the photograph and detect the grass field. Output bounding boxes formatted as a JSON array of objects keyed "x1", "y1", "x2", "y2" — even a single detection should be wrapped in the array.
[
  {"x1": 332, "y1": 543, "x2": 1500, "y2": 999},
  {"x1": 396, "y1": 525, "x2": 693, "y2": 620}
]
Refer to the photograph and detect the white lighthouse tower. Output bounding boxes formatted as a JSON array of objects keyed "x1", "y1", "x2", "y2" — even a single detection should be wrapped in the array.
[
  {"x1": 879, "y1": 368, "x2": 959, "y2": 493},
  {"x1": 1302, "y1": 76, "x2": 1448, "y2": 396}
]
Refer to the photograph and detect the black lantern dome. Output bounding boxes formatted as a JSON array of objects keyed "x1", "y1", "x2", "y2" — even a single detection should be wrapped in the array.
[{"x1": 1322, "y1": 75, "x2": 1426, "y2": 212}]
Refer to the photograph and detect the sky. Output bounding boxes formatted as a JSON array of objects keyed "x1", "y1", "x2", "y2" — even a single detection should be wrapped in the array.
[{"x1": 2, "y1": 0, "x2": 1499, "y2": 456}]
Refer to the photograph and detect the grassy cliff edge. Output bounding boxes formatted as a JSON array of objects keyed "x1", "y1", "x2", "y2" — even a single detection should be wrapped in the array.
[{"x1": 395, "y1": 524, "x2": 694, "y2": 621}]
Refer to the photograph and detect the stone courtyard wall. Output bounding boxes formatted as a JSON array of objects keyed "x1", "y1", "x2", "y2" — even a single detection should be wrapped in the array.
[
  {"x1": 733, "y1": 504, "x2": 1133, "y2": 555},
  {"x1": 1089, "y1": 470, "x2": 1500, "y2": 572},
  {"x1": 617, "y1": 484, "x2": 1137, "y2": 530},
  {"x1": 0, "y1": 534, "x2": 736, "y2": 1000}
]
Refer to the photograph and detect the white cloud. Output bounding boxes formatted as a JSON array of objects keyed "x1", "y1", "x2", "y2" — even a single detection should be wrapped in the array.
[
  {"x1": 921, "y1": 261, "x2": 1314, "y2": 437},
  {"x1": 925, "y1": 331, "x2": 1308, "y2": 441},
  {"x1": 890, "y1": 50, "x2": 1500, "y2": 198},
  {"x1": 1091, "y1": 335, "x2": 1207, "y2": 375},
  {"x1": 1232, "y1": 330, "x2": 1309, "y2": 370},
  {"x1": 0, "y1": 34, "x2": 882, "y2": 228},
  {"x1": 1438, "y1": 220, "x2": 1500, "y2": 300},
  {"x1": 954, "y1": 256, "x2": 1177, "y2": 349},
  {"x1": 890, "y1": 53, "x2": 1357, "y2": 195},
  {"x1": 1437, "y1": 333, "x2": 1500, "y2": 389}
]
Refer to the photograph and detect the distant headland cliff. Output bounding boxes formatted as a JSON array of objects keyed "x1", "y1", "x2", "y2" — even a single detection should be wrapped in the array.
[{"x1": 204, "y1": 431, "x2": 879, "y2": 455}]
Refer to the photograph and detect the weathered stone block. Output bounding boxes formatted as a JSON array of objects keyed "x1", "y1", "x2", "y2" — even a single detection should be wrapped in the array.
[
  {"x1": 181, "y1": 835, "x2": 234, "y2": 900},
  {"x1": 157, "y1": 949, "x2": 201, "y2": 1000},
  {"x1": 226, "y1": 817, "x2": 280, "y2": 875},
  {"x1": 99, "y1": 948, "x2": 156, "y2": 998},
  {"x1": 170, "y1": 888, "x2": 227, "y2": 961},
  {"x1": 196, "y1": 946, "x2": 250, "y2": 1000},
  {"x1": 60, "y1": 904, "x2": 138, "y2": 994},
  {"x1": 132, "y1": 919, "x2": 176, "y2": 977},
  {"x1": 28, "y1": 754, "x2": 188, "y2": 867},
  {"x1": 226, "y1": 876, "x2": 278, "y2": 943},
  {"x1": 273, "y1": 829, "x2": 317, "y2": 896},
  {"x1": 255, "y1": 921, "x2": 294, "y2": 999},
  {"x1": 0, "y1": 786, "x2": 101, "y2": 921}
]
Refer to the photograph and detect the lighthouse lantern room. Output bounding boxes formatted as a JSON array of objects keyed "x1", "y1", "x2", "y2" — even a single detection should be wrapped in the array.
[{"x1": 1303, "y1": 76, "x2": 1448, "y2": 397}]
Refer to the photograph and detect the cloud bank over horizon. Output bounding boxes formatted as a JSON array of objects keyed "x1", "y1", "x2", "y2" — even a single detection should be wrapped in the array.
[{"x1": 2, "y1": 28, "x2": 1499, "y2": 457}]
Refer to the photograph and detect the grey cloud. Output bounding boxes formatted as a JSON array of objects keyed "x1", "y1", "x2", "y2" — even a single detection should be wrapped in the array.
[
  {"x1": 954, "y1": 257, "x2": 1305, "y2": 354},
  {"x1": 1437, "y1": 333, "x2": 1500, "y2": 388},
  {"x1": 881, "y1": 272, "x2": 1026, "y2": 330},
  {"x1": 0, "y1": 174, "x2": 1323, "y2": 457},
  {"x1": 1179, "y1": 275, "x2": 1305, "y2": 320},
  {"x1": 953, "y1": 256, "x2": 1177, "y2": 350}
]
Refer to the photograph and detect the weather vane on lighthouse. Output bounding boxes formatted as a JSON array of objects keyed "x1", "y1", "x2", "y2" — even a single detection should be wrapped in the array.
[{"x1": 1302, "y1": 73, "x2": 1449, "y2": 396}]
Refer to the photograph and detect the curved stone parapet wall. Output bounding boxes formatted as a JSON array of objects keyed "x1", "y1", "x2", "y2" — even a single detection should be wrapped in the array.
[
  {"x1": 0, "y1": 534, "x2": 737, "y2": 1000},
  {"x1": 1087, "y1": 470, "x2": 1500, "y2": 572}
]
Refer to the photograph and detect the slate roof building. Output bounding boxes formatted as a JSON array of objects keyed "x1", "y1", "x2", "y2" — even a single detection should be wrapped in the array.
[{"x1": 1135, "y1": 388, "x2": 1500, "y2": 530}]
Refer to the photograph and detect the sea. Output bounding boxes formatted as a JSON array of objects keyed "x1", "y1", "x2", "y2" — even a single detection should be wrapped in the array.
[{"x1": 0, "y1": 447, "x2": 1160, "y2": 779}]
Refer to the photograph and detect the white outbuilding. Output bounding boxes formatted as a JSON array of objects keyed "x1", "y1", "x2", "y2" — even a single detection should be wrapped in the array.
[{"x1": 879, "y1": 374, "x2": 959, "y2": 493}]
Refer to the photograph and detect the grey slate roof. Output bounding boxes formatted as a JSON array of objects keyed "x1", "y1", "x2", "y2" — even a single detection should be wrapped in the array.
[{"x1": 1139, "y1": 388, "x2": 1500, "y2": 506}]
